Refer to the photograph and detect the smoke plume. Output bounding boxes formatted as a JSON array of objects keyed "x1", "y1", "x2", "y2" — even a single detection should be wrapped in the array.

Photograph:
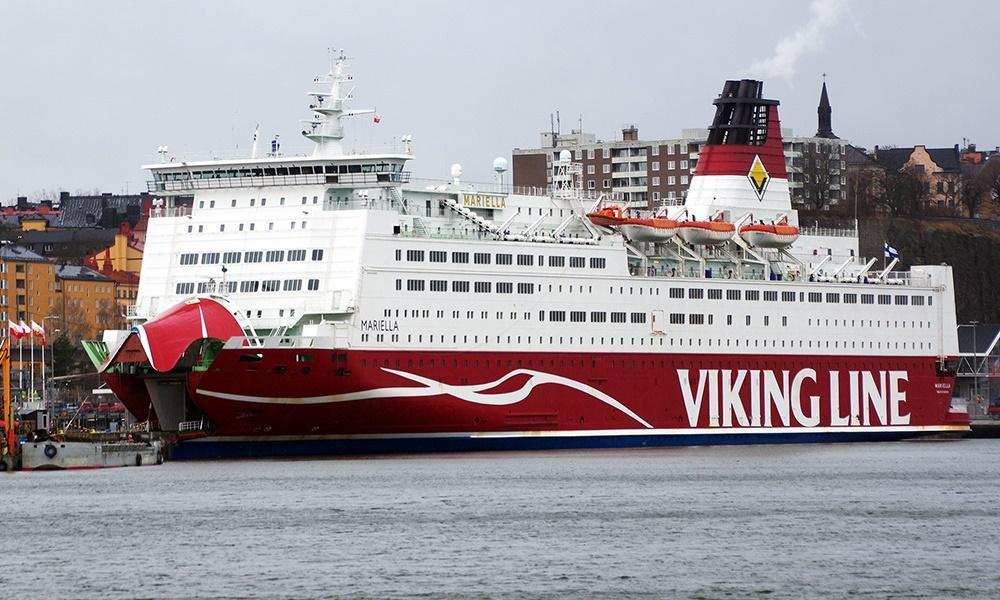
[{"x1": 746, "y1": 0, "x2": 849, "y2": 80}]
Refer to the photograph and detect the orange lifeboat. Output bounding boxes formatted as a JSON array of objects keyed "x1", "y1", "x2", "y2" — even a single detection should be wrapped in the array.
[
  {"x1": 586, "y1": 205, "x2": 627, "y2": 227},
  {"x1": 739, "y1": 216, "x2": 800, "y2": 248},
  {"x1": 618, "y1": 217, "x2": 678, "y2": 242},
  {"x1": 677, "y1": 215, "x2": 735, "y2": 245}
]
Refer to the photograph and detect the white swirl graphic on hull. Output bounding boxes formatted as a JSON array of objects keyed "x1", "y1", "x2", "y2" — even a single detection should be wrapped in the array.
[{"x1": 196, "y1": 368, "x2": 653, "y2": 429}]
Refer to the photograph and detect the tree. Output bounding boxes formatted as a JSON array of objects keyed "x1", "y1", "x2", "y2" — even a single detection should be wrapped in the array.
[
  {"x1": 871, "y1": 165, "x2": 927, "y2": 217},
  {"x1": 978, "y1": 157, "x2": 1000, "y2": 208},
  {"x1": 845, "y1": 166, "x2": 879, "y2": 218},
  {"x1": 953, "y1": 164, "x2": 986, "y2": 218},
  {"x1": 800, "y1": 142, "x2": 840, "y2": 211}
]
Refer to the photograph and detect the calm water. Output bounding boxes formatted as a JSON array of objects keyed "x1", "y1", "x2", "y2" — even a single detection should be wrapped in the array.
[{"x1": 2, "y1": 440, "x2": 999, "y2": 599}]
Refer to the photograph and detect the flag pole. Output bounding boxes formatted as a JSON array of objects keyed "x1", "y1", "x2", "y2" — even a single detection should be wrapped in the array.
[{"x1": 30, "y1": 333, "x2": 35, "y2": 401}]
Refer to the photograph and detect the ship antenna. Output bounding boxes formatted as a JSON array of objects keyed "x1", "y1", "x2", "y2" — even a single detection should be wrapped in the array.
[{"x1": 303, "y1": 48, "x2": 375, "y2": 157}]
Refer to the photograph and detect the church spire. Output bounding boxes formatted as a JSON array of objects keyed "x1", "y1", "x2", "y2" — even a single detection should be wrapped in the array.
[{"x1": 816, "y1": 76, "x2": 837, "y2": 139}]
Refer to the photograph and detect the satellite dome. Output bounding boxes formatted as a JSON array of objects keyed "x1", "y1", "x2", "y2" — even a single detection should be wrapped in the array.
[
  {"x1": 559, "y1": 149, "x2": 572, "y2": 162},
  {"x1": 450, "y1": 163, "x2": 463, "y2": 179},
  {"x1": 493, "y1": 157, "x2": 509, "y2": 173}
]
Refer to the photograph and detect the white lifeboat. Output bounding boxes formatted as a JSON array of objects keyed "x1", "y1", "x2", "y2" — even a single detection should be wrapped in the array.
[
  {"x1": 738, "y1": 216, "x2": 800, "y2": 248},
  {"x1": 677, "y1": 215, "x2": 735, "y2": 246},
  {"x1": 618, "y1": 217, "x2": 678, "y2": 242}
]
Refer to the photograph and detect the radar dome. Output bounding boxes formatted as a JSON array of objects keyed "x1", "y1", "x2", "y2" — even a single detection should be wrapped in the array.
[
  {"x1": 493, "y1": 157, "x2": 509, "y2": 173},
  {"x1": 559, "y1": 149, "x2": 572, "y2": 162},
  {"x1": 450, "y1": 163, "x2": 463, "y2": 178}
]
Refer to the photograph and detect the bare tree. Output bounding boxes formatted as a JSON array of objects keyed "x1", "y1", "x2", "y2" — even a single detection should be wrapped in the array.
[
  {"x1": 978, "y1": 157, "x2": 1000, "y2": 207},
  {"x1": 800, "y1": 142, "x2": 840, "y2": 211},
  {"x1": 871, "y1": 165, "x2": 927, "y2": 217}
]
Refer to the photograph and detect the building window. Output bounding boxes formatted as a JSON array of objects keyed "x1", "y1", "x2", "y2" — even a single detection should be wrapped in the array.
[{"x1": 652, "y1": 161, "x2": 660, "y2": 171}]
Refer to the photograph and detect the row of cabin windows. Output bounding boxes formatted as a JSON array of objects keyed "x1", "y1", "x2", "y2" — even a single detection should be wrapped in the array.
[
  {"x1": 397, "y1": 279, "x2": 535, "y2": 294},
  {"x1": 663, "y1": 286, "x2": 932, "y2": 306},
  {"x1": 357, "y1": 333, "x2": 933, "y2": 353},
  {"x1": 186, "y1": 220, "x2": 309, "y2": 234},
  {"x1": 396, "y1": 249, "x2": 606, "y2": 270},
  {"x1": 199, "y1": 196, "x2": 320, "y2": 209},
  {"x1": 179, "y1": 249, "x2": 323, "y2": 265},
  {"x1": 175, "y1": 278, "x2": 319, "y2": 295}
]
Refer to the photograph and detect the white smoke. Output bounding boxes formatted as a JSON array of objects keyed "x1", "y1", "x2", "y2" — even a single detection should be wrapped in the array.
[{"x1": 746, "y1": 0, "x2": 850, "y2": 80}]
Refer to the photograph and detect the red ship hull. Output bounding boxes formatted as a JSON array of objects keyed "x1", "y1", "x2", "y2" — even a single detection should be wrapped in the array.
[{"x1": 112, "y1": 347, "x2": 968, "y2": 459}]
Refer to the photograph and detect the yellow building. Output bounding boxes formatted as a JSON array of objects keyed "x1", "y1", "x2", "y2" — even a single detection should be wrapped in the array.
[{"x1": 85, "y1": 220, "x2": 143, "y2": 319}]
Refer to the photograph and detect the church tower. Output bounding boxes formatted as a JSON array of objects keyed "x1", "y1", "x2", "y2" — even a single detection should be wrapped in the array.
[{"x1": 816, "y1": 79, "x2": 837, "y2": 139}]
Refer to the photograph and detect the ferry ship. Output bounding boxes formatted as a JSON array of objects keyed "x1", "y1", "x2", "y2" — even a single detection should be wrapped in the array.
[{"x1": 86, "y1": 54, "x2": 968, "y2": 459}]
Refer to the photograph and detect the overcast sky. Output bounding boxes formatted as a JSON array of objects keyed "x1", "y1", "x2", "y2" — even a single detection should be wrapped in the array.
[{"x1": 1, "y1": 0, "x2": 997, "y2": 202}]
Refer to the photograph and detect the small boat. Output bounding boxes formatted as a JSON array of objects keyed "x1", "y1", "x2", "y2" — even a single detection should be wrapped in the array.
[
  {"x1": 739, "y1": 217, "x2": 800, "y2": 248},
  {"x1": 618, "y1": 217, "x2": 678, "y2": 242},
  {"x1": 586, "y1": 205, "x2": 627, "y2": 227},
  {"x1": 677, "y1": 215, "x2": 735, "y2": 245},
  {"x1": 19, "y1": 432, "x2": 163, "y2": 471}
]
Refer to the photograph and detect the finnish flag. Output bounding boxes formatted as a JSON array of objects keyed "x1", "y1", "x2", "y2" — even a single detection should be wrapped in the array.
[{"x1": 883, "y1": 241, "x2": 899, "y2": 259}]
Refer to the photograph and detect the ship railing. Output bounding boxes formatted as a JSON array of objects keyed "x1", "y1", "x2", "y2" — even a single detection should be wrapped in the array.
[
  {"x1": 408, "y1": 178, "x2": 624, "y2": 201},
  {"x1": 150, "y1": 206, "x2": 193, "y2": 218},
  {"x1": 147, "y1": 171, "x2": 411, "y2": 194},
  {"x1": 177, "y1": 418, "x2": 206, "y2": 432},
  {"x1": 798, "y1": 224, "x2": 857, "y2": 238}
]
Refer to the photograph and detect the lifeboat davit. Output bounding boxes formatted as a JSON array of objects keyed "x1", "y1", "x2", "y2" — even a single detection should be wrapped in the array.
[
  {"x1": 618, "y1": 217, "x2": 678, "y2": 242},
  {"x1": 677, "y1": 215, "x2": 735, "y2": 245},
  {"x1": 586, "y1": 205, "x2": 627, "y2": 227},
  {"x1": 739, "y1": 217, "x2": 800, "y2": 248}
]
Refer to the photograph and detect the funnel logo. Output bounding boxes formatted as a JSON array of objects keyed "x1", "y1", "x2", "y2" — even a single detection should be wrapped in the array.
[{"x1": 747, "y1": 155, "x2": 770, "y2": 201}]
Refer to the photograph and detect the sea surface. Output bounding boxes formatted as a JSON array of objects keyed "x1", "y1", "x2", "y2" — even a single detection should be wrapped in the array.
[{"x1": 2, "y1": 440, "x2": 999, "y2": 599}]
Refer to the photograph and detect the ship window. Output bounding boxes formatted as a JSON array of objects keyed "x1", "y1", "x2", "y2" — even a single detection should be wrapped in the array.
[
  {"x1": 452, "y1": 281, "x2": 470, "y2": 292},
  {"x1": 307, "y1": 279, "x2": 319, "y2": 291},
  {"x1": 861, "y1": 294, "x2": 874, "y2": 305},
  {"x1": 430, "y1": 280, "x2": 447, "y2": 292},
  {"x1": 287, "y1": 250, "x2": 306, "y2": 262},
  {"x1": 549, "y1": 311, "x2": 566, "y2": 322},
  {"x1": 179, "y1": 253, "x2": 198, "y2": 265},
  {"x1": 570, "y1": 311, "x2": 586, "y2": 322},
  {"x1": 201, "y1": 252, "x2": 220, "y2": 265},
  {"x1": 265, "y1": 250, "x2": 285, "y2": 262},
  {"x1": 708, "y1": 289, "x2": 722, "y2": 300},
  {"x1": 429, "y1": 251, "x2": 447, "y2": 263},
  {"x1": 808, "y1": 292, "x2": 822, "y2": 303},
  {"x1": 669, "y1": 313, "x2": 685, "y2": 324},
  {"x1": 745, "y1": 290, "x2": 760, "y2": 301},
  {"x1": 689, "y1": 288, "x2": 704, "y2": 299},
  {"x1": 407, "y1": 250, "x2": 425, "y2": 262},
  {"x1": 239, "y1": 281, "x2": 259, "y2": 293},
  {"x1": 517, "y1": 283, "x2": 534, "y2": 294},
  {"x1": 611, "y1": 312, "x2": 627, "y2": 323},
  {"x1": 548, "y1": 256, "x2": 565, "y2": 267},
  {"x1": 517, "y1": 254, "x2": 533, "y2": 266},
  {"x1": 669, "y1": 288, "x2": 684, "y2": 299},
  {"x1": 245, "y1": 251, "x2": 263, "y2": 263},
  {"x1": 570, "y1": 257, "x2": 585, "y2": 268},
  {"x1": 223, "y1": 252, "x2": 241, "y2": 264},
  {"x1": 927, "y1": 296, "x2": 933, "y2": 306},
  {"x1": 406, "y1": 279, "x2": 424, "y2": 291},
  {"x1": 630, "y1": 312, "x2": 647, "y2": 324},
  {"x1": 590, "y1": 311, "x2": 607, "y2": 322},
  {"x1": 782, "y1": 316, "x2": 788, "y2": 326},
  {"x1": 727, "y1": 290, "x2": 741, "y2": 301},
  {"x1": 452, "y1": 252, "x2": 469, "y2": 264},
  {"x1": 844, "y1": 293, "x2": 857, "y2": 304},
  {"x1": 826, "y1": 293, "x2": 840, "y2": 303},
  {"x1": 312, "y1": 249, "x2": 324, "y2": 261},
  {"x1": 764, "y1": 291, "x2": 777, "y2": 301},
  {"x1": 689, "y1": 314, "x2": 704, "y2": 325},
  {"x1": 175, "y1": 282, "x2": 195, "y2": 295},
  {"x1": 496, "y1": 282, "x2": 513, "y2": 294},
  {"x1": 878, "y1": 294, "x2": 891, "y2": 305},
  {"x1": 589, "y1": 257, "x2": 606, "y2": 269},
  {"x1": 474, "y1": 253, "x2": 491, "y2": 265},
  {"x1": 781, "y1": 291, "x2": 795, "y2": 302},
  {"x1": 474, "y1": 282, "x2": 492, "y2": 293},
  {"x1": 283, "y1": 279, "x2": 302, "y2": 292},
  {"x1": 895, "y1": 295, "x2": 908, "y2": 305},
  {"x1": 496, "y1": 253, "x2": 513, "y2": 265},
  {"x1": 262, "y1": 280, "x2": 280, "y2": 292}
]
